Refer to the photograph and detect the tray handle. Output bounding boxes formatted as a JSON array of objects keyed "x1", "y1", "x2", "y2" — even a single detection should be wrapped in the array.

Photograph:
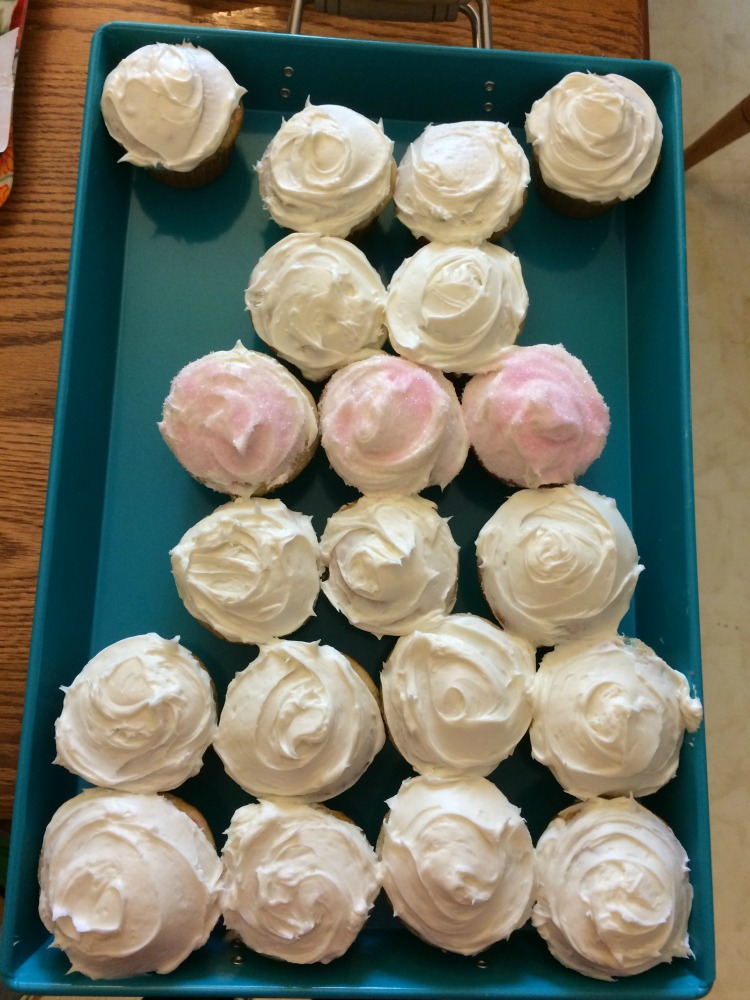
[{"x1": 287, "y1": 0, "x2": 492, "y2": 48}]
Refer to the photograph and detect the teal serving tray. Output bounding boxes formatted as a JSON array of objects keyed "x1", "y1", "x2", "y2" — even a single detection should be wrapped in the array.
[{"x1": 0, "y1": 21, "x2": 714, "y2": 999}]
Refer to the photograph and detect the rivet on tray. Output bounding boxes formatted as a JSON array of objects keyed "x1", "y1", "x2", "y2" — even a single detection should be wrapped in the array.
[
  {"x1": 231, "y1": 952, "x2": 245, "y2": 965},
  {"x1": 484, "y1": 80, "x2": 495, "y2": 92},
  {"x1": 476, "y1": 958, "x2": 488, "y2": 969},
  {"x1": 283, "y1": 65, "x2": 294, "y2": 77},
  {"x1": 280, "y1": 87, "x2": 291, "y2": 99},
  {"x1": 483, "y1": 102, "x2": 494, "y2": 113}
]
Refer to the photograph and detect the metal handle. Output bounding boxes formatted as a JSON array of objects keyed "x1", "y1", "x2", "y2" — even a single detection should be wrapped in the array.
[{"x1": 287, "y1": 0, "x2": 492, "y2": 48}]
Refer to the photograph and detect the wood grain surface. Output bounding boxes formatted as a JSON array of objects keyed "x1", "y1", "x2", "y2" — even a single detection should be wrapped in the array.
[{"x1": 0, "y1": 0, "x2": 648, "y2": 824}]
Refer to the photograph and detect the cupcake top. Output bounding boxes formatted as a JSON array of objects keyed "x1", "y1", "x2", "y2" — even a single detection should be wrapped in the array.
[
  {"x1": 222, "y1": 798, "x2": 381, "y2": 964},
  {"x1": 256, "y1": 101, "x2": 395, "y2": 238},
  {"x1": 245, "y1": 233, "x2": 387, "y2": 382},
  {"x1": 170, "y1": 497, "x2": 321, "y2": 645},
  {"x1": 100, "y1": 42, "x2": 245, "y2": 172},
  {"x1": 159, "y1": 341, "x2": 319, "y2": 498},
  {"x1": 461, "y1": 343, "x2": 610, "y2": 487},
  {"x1": 394, "y1": 120, "x2": 530, "y2": 243},
  {"x1": 525, "y1": 72, "x2": 663, "y2": 204},
  {"x1": 319, "y1": 354, "x2": 469, "y2": 495},
  {"x1": 54, "y1": 633, "x2": 217, "y2": 794},
  {"x1": 386, "y1": 242, "x2": 528, "y2": 374},
  {"x1": 381, "y1": 614, "x2": 535, "y2": 776},
  {"x1": 532, "y1": 796, "x2": 693, "y2": 980},
  {"x1": 530, "y1": 634, "x2": 703, "y2": 799},
  {"x1": 321, "y1": 495, "x2": 459, "y2": 637},
  {"x1": 476, "y1": 485, "x2": 642, "y2": 648},
  {"x1": 38, "y1": 788, "x2": 223, "y2": 979},
  {"x1": 378, "y1": 773, "x2": 535, "y2": 955},
  {"x1": 214, "y1": 639, "x2": 385, "y2": 801}
]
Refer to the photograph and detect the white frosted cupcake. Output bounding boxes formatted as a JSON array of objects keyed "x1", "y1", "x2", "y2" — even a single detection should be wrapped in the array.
[
  {"x1": 214, "y1": 639, "x2": 385, "y2": 801},
  {"x1": 321, "y1": 494, "x2": 459, "y2": 638},
  {"x1": 38, "y1": 788, "x2": 223, "y2": 979},
  {"x1": 525, "y1": 72, "x2": 663, "y2": 217},
  {"x1": 381, "y1": 614, "x2": 535, "y2": 776},
  {"x1": 378, "y1": 773, "x2": 535, "y2": 954},
  {"x1": 319, "y1": 354, "x2": 468, "y2": 495},
  {"x1": 245, "y1": 233, "x2": 388, "y2": 381},
  {"x1": 170, "y1": 497, "x2": 321, "y2": 644},
  {"x1": 394, "y1": 121, "x2": 530, "y2": 244},
  {"x1": 256, "y1": 101, "x2": 396, "y2": 238},
  {"x1": 532, "y1": 797, "x2": 694, "y2": 979},
  {"x1": 530, "y1": 634, "x2": 703, "y2": 799},
  {"x1": 222, "y1": 798, "x2": 381, "y2": 964},
  {"x1": 159, "y1": 342, "x2": 319, "y2": 498},
  {"x1": 54, "y1": 633, "x2": 217, "y2": 793},
  {"x1": 476, "y1": 485, "x2": 642, "y2": 648},
  {"x1": 386, "y1": 242, "x2": 528, "y2": 374}
]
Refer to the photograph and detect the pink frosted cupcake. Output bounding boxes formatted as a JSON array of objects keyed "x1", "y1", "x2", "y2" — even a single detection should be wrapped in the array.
[{"x1": 461, "y1": 343, "x2": 610, "y2": 488}]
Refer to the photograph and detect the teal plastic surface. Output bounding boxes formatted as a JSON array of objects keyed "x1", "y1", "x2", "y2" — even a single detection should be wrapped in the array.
[{"x1": 0, "y1": 21, "x2": 714, "y2": 999}]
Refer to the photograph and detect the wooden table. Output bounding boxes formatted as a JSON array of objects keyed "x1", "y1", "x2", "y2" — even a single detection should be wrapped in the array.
[{"x1": 0, "y1": 0, "x2": 648, "y2": 825}]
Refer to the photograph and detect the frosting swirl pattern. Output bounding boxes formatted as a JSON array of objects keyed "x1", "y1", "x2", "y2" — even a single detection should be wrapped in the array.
[
  {"x1": 532, "y1": 797, "x2": 694, "y2": 980},
  {"x1": 476, "y1": 485, "x2": 642, "y2": 647},
  {"x1": 214, "y1": 640, "x2": 385, "y2": 801},
  {"x1": 54, "y1": 634, "x2": 216, "y2": 793},
  {"x1": 319, "y1": 354, "x2": 469, "y2": 494},
  {"x1": 245, "y1": 233, "x2": 387, "y2": 382},
  {"x1": 381, "y1": 614, "x2": 535, "y2": 776},
  {"x1": 38, "y1": 788, "x2": 223, "y2": 979},
  {"x1": 530, "y1": 634, "x2": 703, "y2": 799},
  {"x1": 170, "y1": 497, "x2": 321, "y2": 644},
  {"x1": 321, "y1": 495, "x2": 459, "y2": 637},
  {"x1": 222, "y1": 799, "x2": 381, "y2": 964},
  {"x1": 378, "y1": 773, "x2": 535, "y2": 954},
  {"x1": 386, "y1": 242, "x2": 528, "y2": 374},
  {"x1": 525, "y1": 72, "x2": 663, "y2": 204}
]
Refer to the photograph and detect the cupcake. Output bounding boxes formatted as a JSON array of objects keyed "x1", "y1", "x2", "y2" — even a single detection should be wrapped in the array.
[
  {"x1": 394, "y1": 121, "x2": 530, "y2": 244},
  {"x1": 245, "y1": 233, "x2": 387, "y2": 382},
  {"x1": 386, "y1": 242, "x2": 528, "y2": 374},
  {"x1": 525, "y1": 72, "x2": 663, "y2": 217},
  {"x1": 159, "y1": 341, "x2": 319, "y2": 498},
  {"x1": 221, "y1": 798, "x2": 381, "y2": 964},
  {"x1": 381, "y1": 614, "x2": 535, "y2": 776},
  {"x1": 461, "y1": 343, "x2": 610, "y2": 487},
  {"x1": 530, "y1": 634, "x2": 703, "y2": 799},
  {"x1": 214, "y1": 639, "x2": 385, "y2": 801},
  {"x1": 321, "y1": 494, "x2": 459, "y2": 638},
  {"x1": 532, "y1": 796, "x2": 694, "y2": 979},
  {"x1": 378, "y1": 773, "x2": 535, "y2": 954},
  {"x1": 476, "y1": 485, "x2": 642, "y2": 648},
  {"x1": 38, "y1": 788, "x2": 223, "y2": 979},
  {"x1": 170, "y1": 497, "x2": 321, "y2": 645},
  {"x1": 318, "y1": 354, "x2": 469, "y2": 495},
  {"x1": 100, "y1": 42, "x2": 245, "y2": 188},
  {"x1": 256, "y1": 101, "x2": 396, "y2": 238},
  {"x1": 54, "y1": 633, "x2": 217, "y2": 793}
]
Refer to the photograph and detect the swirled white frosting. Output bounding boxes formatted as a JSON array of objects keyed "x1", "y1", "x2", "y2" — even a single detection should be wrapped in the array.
[
  {"x1": 245, "y1": 233, "x2": 387, "y2": 382},
  {"x1": 256, "y1": 101, "x2": 395, "y2": 237},
  {"x1": 38, "y1": 788, "x2": 223, "y2": 979},
  {"x1": 381, "y1": 614, "x2": 535, "y2": 776},
  {"x1": 159, "y1": 341, "x2": 319, "y2": 498},
  {"x1": 222, "y1": 799, "x2": 381, "y2": 964},
  {"x1": 101, "y1": 42, "x2": 245, "y2": 172},
  {"x1": 525, "y1": 72, "x2": 663, "y2": 203},
  {"x1": 214, "y1": 640, "x2": 385, "y2": 800},
  {"x1": 394, "y1": 121, "x2": 530, "y2": 244},
  {"x1": 378, "y1": 773, "x2": 534, "y2": 954},
  {"x1": 530, "y1": 635, "x2": 703, "y2": 799},
  {"x1": 532, "y1": 796, "x2": 694, "y2": 980},
  {"x1": 476, "y1": 485, "x2": 642, "y2": 648},
  {"x1": 321, "y1": 495, "x2": 459, "y2": 637},
  {"x1": 319, "y1": 354, "x2": 469, "y2": 494},
  {"x1": 386, "y1": 242, "x2": 528, "y2": 374},
  {"x1": 462, "y1": 343, "x2": 610, "y2": 487},
  {"x1": 170, "y1": 497, "x2": 321, "y2": 644},
  {"x1": 54, "y1": 633, "x2": 217, "y2": 793}
]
